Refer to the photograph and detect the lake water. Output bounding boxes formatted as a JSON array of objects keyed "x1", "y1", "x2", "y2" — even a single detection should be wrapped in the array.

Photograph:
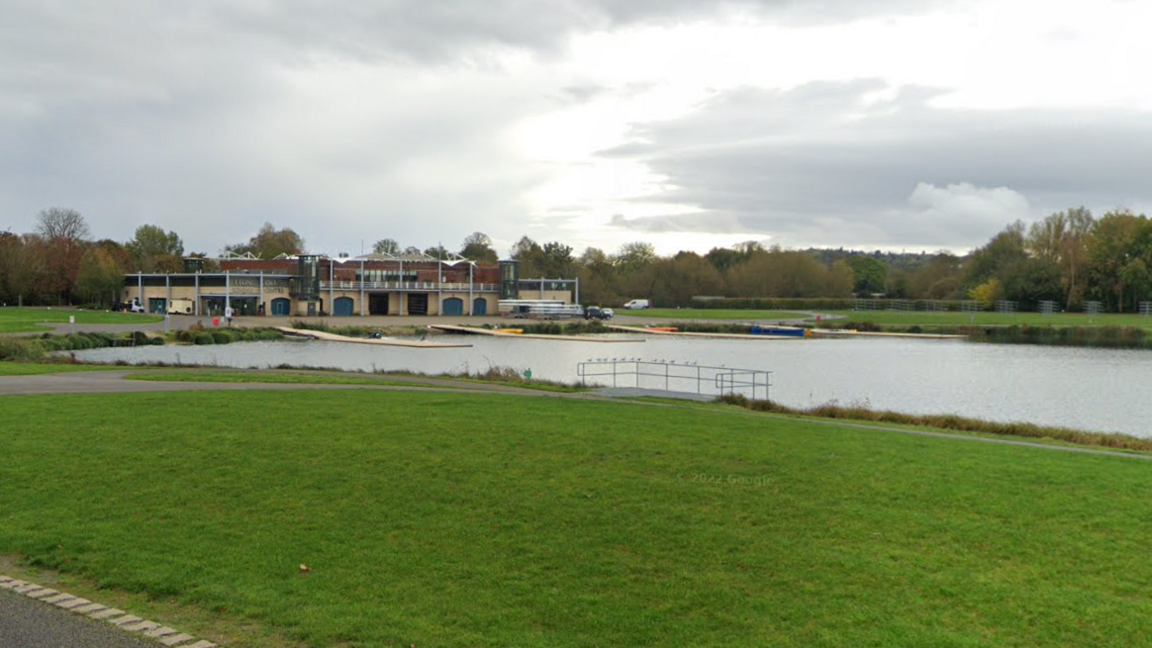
[{"x1": 73, "y1": 335, "x2": 1152, "y2": 437}]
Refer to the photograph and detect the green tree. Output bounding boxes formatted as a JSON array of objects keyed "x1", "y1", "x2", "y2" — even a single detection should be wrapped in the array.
[
  {"x1": 648, "y1": 252, "x2": 725, "y2": 307},
  {"x1": 424, "y1": 244, "x2": 451, "y2": 259},
  {"x1": 126, "y1": 224, "x2": 183, "y2": 273},
  {"x1": 227, "y1": 222, "x2": 305, "y2": 258},
  {"x1": 510, "y1": 236, "x2": 544, "y2": 276},
  {"x1": 460, "y1": 232, "x2": 497, "y2": 263},
  {"x1": 848, "y1": 256, "x2": 888, "y2": 294},
  {"x1": 372, "y1": 238, "x2": 400, "y2": 255},
  {"x1": 905, "y1": 253, "x2": 963, "y2": 300},
  {"x1": 539, "y1": 242, "x2": 574, "y2": 278},
  {"x1": 613, "y1": 241, "x2": 657, "y2": 276},
  {"x1": 75, "y1": 247, "x2": 126, "y2": 307},
  {"x1": 1086, "y1": 210, "x2": 1147, "y2": 311},
  {"x1": 963, "y1": 222, "x2": 1028, "y2": 291}
]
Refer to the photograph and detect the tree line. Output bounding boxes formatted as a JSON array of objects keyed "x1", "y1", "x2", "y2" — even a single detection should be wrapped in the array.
[{"x1": 2, "y1": 206, "x2": 1149, "y2": 312}]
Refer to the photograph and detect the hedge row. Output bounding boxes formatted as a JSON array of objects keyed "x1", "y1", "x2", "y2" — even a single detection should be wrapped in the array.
[
  {"x1": 173, "y1": 327, "x2": 284, "y2": 345},
  {"x1": 0, "y1": 331, "x2": 162, "y2": 361}
]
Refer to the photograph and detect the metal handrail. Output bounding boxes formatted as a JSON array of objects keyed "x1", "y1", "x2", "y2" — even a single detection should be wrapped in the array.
[
  {"x1": 318, "y1": 281, "x2": 499, "y2": 291},
  {"x1": 576, "y1": 360, "x2": 771, "y2": 400}
]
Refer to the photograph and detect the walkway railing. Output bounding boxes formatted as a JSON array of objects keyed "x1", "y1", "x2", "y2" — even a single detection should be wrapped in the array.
[
  {"x1": 319, "y1": 281, "x2": 499, "y2": 291},
  {"x1": 576, "y1": 360, "x2": 771, "y2": 400}
]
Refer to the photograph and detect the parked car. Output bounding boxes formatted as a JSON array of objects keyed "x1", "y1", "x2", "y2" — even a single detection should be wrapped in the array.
[
  {"x1": 585, "y1": 306, "x2": 611, "y2": 320},
  {"x1": 114, "y1": 299, "x2": 146, "y2": 313},
  {"x1": 601, "y1": 308, "x2": 615, "y2": 319},
  {"x1": 623, "y1": 299, "x2": 650, "y2": 310}
]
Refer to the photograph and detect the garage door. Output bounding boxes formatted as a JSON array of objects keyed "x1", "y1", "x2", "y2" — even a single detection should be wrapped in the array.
[
  {"x1": 271, "y1": 298, "x2": 290, "y2": 316},
  {"x1": 334, "y1": 297, "x2": 355, "y2": 316},
  {"x1": 473, "y1": 298, "x2": 487, "y2": 315},
  {"x1": 443, "y1": 297, "x2": 464, "y2": 316}
]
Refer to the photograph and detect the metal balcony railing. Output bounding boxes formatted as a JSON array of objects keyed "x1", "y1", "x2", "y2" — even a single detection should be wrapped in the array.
[{"x1": 318, "y1": 281, "x2": 500, "y2": 291}]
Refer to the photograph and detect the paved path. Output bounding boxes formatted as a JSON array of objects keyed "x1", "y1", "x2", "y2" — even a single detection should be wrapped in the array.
[{"x1": 0, "y1": 587, "x2": 162, "y2": 648}]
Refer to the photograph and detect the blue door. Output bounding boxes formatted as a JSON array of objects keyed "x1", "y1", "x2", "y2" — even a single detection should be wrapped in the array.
[
  {"x1": 443, "y1": 297, "x2": 464, "y2": 316},
  {"x1": 334, "y1": 297, "x2": 355, "y2": 316},
  {"x1": 271, "y1": 298, "x2": 290, "y2": 316},
  {"x1": 473, "y1": 298, "x2": 487, "y2": 315}
]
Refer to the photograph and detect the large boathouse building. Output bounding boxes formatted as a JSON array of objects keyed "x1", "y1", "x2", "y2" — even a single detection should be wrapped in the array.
[{"x1": 122, "y1": 252, "x2": 577, "y2": 317}]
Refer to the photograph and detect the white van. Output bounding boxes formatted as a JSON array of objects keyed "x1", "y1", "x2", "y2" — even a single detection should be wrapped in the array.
[{"x1": 623, "y1": 299, "x2": 650, "y2": 310}]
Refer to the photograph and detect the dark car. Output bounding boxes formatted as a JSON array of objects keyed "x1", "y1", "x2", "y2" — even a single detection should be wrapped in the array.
[{"x1": 585, "y1": 306, "x2": 611, "y2": 320}]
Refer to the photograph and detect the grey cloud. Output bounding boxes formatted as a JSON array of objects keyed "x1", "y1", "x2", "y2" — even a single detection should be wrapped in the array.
[
  {"x1": 608, "y1": 212, "x2": 746, "y2": 234},
  {"x1": 606, "y1": 81, "x2": 1152, "y2": 249}
]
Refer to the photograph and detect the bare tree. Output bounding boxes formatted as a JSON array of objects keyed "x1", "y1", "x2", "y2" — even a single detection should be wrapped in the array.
[
  {"x1": 35, "y1": 207, "x2": 90, "y2": 241},
  {"x1": 373, "y1": 238, "x2": 400, "y2": 255}
]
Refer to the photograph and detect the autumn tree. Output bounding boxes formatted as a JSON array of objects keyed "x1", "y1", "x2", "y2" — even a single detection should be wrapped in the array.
[
  {"x1": 0, "y1": 232, "x2": 44, "y2": 305},
  {"x1": 34, "y1": 207, "x2": 90, "y2": 304},
  {"x1": 1026, "y1": 207, "x2": 1094, "y2": 309}
]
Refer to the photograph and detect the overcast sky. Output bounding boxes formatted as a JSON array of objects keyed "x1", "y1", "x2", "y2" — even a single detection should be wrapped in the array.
[{"x1": 3, "y1": 0, "x2": 1150, "y2": 258}]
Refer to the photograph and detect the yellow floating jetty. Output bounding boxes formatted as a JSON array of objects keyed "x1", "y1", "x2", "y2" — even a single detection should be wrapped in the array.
[
  {"x1": 606, "y1": 325, "x2": 800, "y2": 340},
  {"x1": 276, "y1": 327, "x2": 473, "y2": 348},
  {"x1": 430, "y1": 324, "x2": 643, "y2": 343},
  {"x1": 808, "y1": 328, "x2": 967, "y2": 340}
]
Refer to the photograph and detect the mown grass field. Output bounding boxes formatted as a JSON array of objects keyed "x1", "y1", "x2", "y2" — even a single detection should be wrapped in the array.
[
  {"x1": 626, "y1": 307, "x2": 1152, "y2": 330},
  {"x1": 824, "y1": 309, "x2": 1152, "y2": 329},
  {"x1": 626, "y1": 308, "x2": 809, "y2": 320},
  {"x1": 0, "y1": 361, "x2": 120, "y2": 375},
  {"x1": 0, "y1": 306, "x2": 162, "y2": 332},
  {"x1": 3, "y1": 389, "x2": 1152, "y2": 647}
]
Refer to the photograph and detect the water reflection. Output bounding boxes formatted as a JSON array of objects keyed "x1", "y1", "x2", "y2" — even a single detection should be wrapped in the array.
[{"x1": 73, "y1": 335, "x2": 1152, "y2": 437}]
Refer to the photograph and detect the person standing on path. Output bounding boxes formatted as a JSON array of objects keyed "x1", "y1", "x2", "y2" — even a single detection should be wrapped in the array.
[{"x1": 224, "y1": 305, "x2": 233, "y2": 327}]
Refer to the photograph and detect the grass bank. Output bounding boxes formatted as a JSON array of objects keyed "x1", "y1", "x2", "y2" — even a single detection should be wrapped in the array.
[
  {"x1": 623, "y1": 308, "x2": 810, "y2": 320},
  {"x1": 717, "y1": 393, "x2": 1152, "y2": 452},
  {"x1": 823, "y1": 309, "x2": 1152, "y2": 329},
  {"x1": 0, "y1": 306, "x2": 162, "y2": 332},
  {"x1": 3, "y1": 390, "x2": 1152, "y2": 647}
]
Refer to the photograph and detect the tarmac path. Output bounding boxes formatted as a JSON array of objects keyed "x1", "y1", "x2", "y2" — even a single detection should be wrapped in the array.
[{"x1": 0, "y1": 587, "x2": 155, "y2": 648}]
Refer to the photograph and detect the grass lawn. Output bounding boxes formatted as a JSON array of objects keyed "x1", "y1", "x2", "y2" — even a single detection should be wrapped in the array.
[
  {"x1": 0, "y1": 306, "x2": 162, "y2": 333},
  {"x1": 0, "y1": 361, "x2": 122, "y2": 376},
  {"x1": 625, "y1": 308, "x2": 810, "y2": 320},
  {"x1": 3, "y1": 390, "x2": 1152, "y2": 647},
  {"x1": 823, "y1": 309, "x2": 1152, "y2": 329},
  {"x1": 124, "y1": 369, "x2": 447, "y2": 388},
  {"x1": 127, "y1": 369, "x2": 587, "y2": 393}
]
